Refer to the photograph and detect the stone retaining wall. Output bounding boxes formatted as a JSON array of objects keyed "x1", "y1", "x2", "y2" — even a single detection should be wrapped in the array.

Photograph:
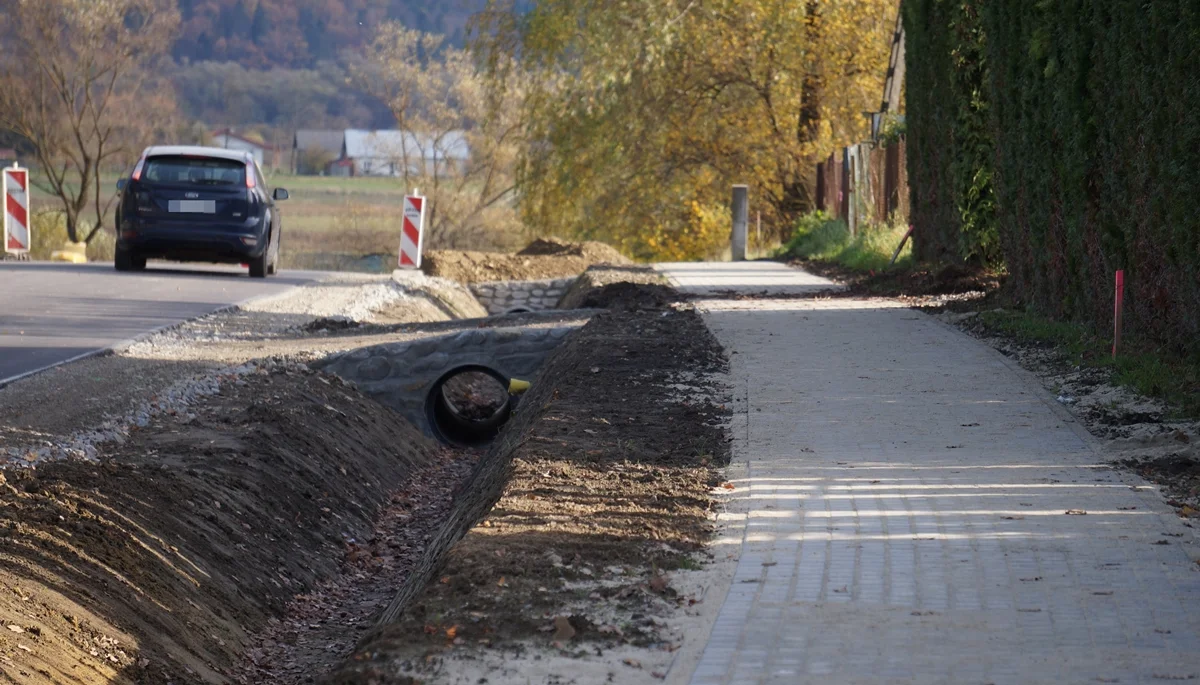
[
  {"x1": 314, "y1": 325, "x2": 578, "y2": 437},
  {"x1": 470, "y1": 278, "x2": 576, "y2": 315}
]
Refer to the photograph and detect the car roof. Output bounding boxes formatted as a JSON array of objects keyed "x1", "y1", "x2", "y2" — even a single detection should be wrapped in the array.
[{"x1": 142, "y1": 146, "x2": 253, "y2": 163}]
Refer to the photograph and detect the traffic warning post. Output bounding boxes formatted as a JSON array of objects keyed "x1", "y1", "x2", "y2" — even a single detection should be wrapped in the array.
[
  {"x1": 3, "y1": 163, "x2": 30, "y2": 256},
  {"x1": 398, "y1": 192, "x2": 427, "y2": 269}
]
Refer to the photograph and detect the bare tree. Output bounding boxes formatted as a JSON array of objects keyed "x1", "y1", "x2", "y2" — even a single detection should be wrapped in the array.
[
  {"x1": 354, "y1": 24, "x2": 528, "y2": 249},
  {"x1": 0, "y1": 0, "x2": 179, "y2": 243}
]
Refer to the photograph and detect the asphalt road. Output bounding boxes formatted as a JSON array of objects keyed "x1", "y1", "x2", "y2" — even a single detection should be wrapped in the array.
[{"x1": 0, "y1": 261, "x2": 325, "y2": 385}]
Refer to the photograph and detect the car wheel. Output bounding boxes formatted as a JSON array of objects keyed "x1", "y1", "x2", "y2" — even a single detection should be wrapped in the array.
[
  {"x1": 115, "y1": 247, "x2": 145, "y2": 272},
  {"x1": 249, "y1": 250, "x2": 268, "y2": 278},
  {"x1": 266, "y1": 235, "x2": 279, "y2": 275}
]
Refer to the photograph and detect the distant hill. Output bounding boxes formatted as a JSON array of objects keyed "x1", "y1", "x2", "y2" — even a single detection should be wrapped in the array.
[{"x1": 173, "y1": 0, "x2": 488, "y2": 69}]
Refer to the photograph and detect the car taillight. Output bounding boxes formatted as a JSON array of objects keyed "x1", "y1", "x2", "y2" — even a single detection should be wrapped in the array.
[
  {"x1": 245, "y1": 162, "x2": 256, "y2": 189},
  {"x1": 131, "y1": 157, "x2": 146, "y2": 181}
]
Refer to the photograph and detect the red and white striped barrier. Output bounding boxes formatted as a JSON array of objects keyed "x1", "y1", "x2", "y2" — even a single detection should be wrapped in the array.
[
  {"x1": 3, "y1": 164, "x2": 30, "y2": 256},
  {"x1": 398, "y1": 193, "x2": 426, "y2": 269}
]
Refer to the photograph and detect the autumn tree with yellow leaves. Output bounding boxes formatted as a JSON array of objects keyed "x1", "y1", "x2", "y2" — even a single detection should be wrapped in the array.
[{"x1": 474, "y1": 0, "x2": 898, "y2": 260}]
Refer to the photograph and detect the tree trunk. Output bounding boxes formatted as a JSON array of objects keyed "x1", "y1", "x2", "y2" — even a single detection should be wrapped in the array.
[
  {"x1": 798, "y1": 1, "x2": 823, "y2": 149},
  {"x1": 778, "y1": 0, "x2": 824, "y2": 223},
  {"x1": 65, "y1": 210, "x2": 79, "y2": 244}
]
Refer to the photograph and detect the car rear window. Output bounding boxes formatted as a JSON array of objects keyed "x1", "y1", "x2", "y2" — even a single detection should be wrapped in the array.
[{"x1": 143, "y1": 156, "x2": 245, "y2": 186}]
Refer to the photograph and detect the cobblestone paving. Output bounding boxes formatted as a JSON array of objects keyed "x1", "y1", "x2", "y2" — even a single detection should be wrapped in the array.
[{"x1": 658, "y1": 264, "x2": 1200, "y2": 685}]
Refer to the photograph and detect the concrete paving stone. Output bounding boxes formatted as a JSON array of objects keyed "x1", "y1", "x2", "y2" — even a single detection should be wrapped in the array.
[{"x1": 655, "y1": 262, "x2": 1200, "y2": 685}]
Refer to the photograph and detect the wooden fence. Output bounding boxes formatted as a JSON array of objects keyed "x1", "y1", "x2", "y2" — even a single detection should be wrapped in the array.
[{"x1": 815, "y1": 139, "x2": 908, "y2": 235}]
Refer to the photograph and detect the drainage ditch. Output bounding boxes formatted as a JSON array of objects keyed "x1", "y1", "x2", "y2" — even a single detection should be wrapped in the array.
[{"x1": 315, "y1": 325, "x2": 576, "y2": 447}]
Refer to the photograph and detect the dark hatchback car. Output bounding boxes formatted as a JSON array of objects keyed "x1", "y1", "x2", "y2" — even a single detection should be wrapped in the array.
[{"x1": 115, "y1": 146, "x2": 288, "y2": 277}]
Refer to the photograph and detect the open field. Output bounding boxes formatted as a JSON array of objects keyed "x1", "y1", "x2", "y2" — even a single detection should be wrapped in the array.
[{"x1": 25, "y1": 172, "x2": 520, "y2": 272}]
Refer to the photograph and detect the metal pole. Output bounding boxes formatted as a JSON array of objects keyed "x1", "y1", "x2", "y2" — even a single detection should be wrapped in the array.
[
  {"x1": 756, "y1": 211, "x2": 761, "y2": 254},
  {"x1": 731, "y1": 185, "x2": 748, "y2": 261}
]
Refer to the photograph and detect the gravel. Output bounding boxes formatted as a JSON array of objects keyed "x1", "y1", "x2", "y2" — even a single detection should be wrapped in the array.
[
  {"x1": 123, "y1": 274, "x2": 407, "y2": 356},
  {"x1": 0, "y1": 358, "x2": 308, "y2": 467},
  {"x1": 0, "y1": 275, "x2": 456, "y2": 469}
]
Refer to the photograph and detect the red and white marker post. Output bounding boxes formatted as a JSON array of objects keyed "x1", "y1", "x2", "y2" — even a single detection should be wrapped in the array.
[
  {"x1": 3, "y1": 163, "x2": 30, "y2": 256},
  {"x1": 398, "y1": 192, "x2": 426, "y2": 269}
]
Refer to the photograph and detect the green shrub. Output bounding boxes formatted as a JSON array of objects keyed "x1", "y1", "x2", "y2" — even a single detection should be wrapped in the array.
[
  {"x1": 28, "y1": 211, "x2": 113, "y2": 262},
  {"x1": 983, "y1": 0, "x2": 1200, "y2": 357},
  {"x1": 29, "y1": 211, "x2": 68, "y2": 261},
  {"x1": 780, "y1": 212, "x2": 912, "y2": 272},
  {"x1": 902, "y1": 0, "x2": 997, "y2": 265},
  {"x1": 908, "y1": 0, "x2": 1200, "y2": 357},
  {"x1": 87, "y1": 228, "x2": 116, "y2": 262}
]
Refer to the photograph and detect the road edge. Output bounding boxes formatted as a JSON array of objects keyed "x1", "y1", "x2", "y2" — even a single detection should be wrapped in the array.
[{"x1": 0, "y1": 276, "x2": 317, "y2": 390}]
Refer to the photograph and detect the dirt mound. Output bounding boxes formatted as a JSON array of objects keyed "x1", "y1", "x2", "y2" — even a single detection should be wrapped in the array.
[
  {"x1": 556, "y1": 264, "x2": 669, "y2": 309},
  {"x1": 325, "y1": 295, "x2": 731, "y2": 681},
  {"x1": 516, "y1": 237, "x2": 584, "y2": 257},
  {"x1": 516, "y1": 237, "x2": 626, "y2": 263},
  {"x1": 786, "y1": 258, "x2": 1003, "y2": 305},
  {"x1": 581, "y1": 281, "x2": 681, "y2": 310},
  {"x1": 423, "y1": 239, "x2": 631, "y2": 285},
  {"x1": 0, "y1": 366, "x2": 438, "y2": 684}
]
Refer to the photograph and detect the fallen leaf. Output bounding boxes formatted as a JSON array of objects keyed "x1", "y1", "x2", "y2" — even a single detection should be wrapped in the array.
[
  {"x1": 552, "y1": 616, "x2": 576, "y2": 641},
  {"x1": 445, "y1": 626, "x2": 459, "y2": 640},
  {"x1": 649, "y1": 574, "x2": 671, "y2": 593},
  {"x1": 623, "y1": 658, "x2": 642, "y2": 669},
  {"x1": 720, "y1": 482, "x2": 735, "y2": 490},
  {"x1": 423, "y1": 625, "x2": 438, "y2": 635},
  {"x1": 440, "y1": 576, "x2": 451, "y2": 584},
  {"x1": 496, "y1": 576, "x2": 508, "y2": 588},
  {"x1": 1181, "y1": 506, "x2": 1197, "y2": 517},
  {"x1": 1002, "y1": 516, "x2": 1025, "y2": 520},
  {"x1": 761, "y1": 561, "x2": 778, "y2": 567}
]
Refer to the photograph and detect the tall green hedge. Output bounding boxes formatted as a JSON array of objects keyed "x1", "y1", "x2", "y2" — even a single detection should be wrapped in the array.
[
  {"x1": 902, "y1": 0, "x2": 997, "y2": 265},
  {"x1": 984, "y1": 0, "x2": 1200, "y2": 356},
  {"x1": 906, "y1": 0, "x2": 1200, "y2": 357}
]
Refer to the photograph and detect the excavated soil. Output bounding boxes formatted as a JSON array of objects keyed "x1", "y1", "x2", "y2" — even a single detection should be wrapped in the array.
[
  {"x1": 422, "y1": 240, "x2": 630, "y2": 285},
  {"x1": 0, "y1": 367, "x2": 439, "y2": 685},
  {"x1": 791, "y1": 259, "x2": 1004, "y2": 299},
  {"x1": 556, "y1": 265, "x2": 668, "y2": 310},
  {"x1": 325, "y1": 284, "x2": 730, "y2": 683}
]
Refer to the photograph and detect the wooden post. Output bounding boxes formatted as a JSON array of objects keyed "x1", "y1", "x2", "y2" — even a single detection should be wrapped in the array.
[
  {"x1": 731, "y1": 185, "x2": 748, "y2": 261},
  {"x1": 816, "y1": 162, "x2": 826, "y2": 212}
]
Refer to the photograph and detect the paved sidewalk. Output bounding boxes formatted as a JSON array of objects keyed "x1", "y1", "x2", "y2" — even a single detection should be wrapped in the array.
[{"x1": 658, "y1": 262, "x2": 1200, "y2": 685}]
